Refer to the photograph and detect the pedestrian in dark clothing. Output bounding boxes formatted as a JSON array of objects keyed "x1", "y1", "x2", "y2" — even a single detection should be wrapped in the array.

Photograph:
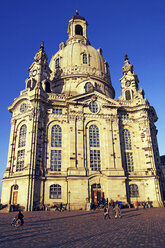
[
  {"x1": 104, "y1": 205, "x2": 110, "y2": 219},
  {"x1": 110, "y1": 199, "x2": 114, "y2": 208},
  {"x1": 15, "y1": 210, "x2": 24, "y2": 225}
]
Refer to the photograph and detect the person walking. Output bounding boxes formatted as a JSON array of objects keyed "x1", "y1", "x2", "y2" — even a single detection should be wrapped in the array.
[
  {"x1": 135, "y1": 201, "x2": 139, "y2": 210},
  {"x1": 104, "y1": 205, "x2": 110, "y2": 220},
  {"x1": 114, "y1": 203, "x2": 121, "y2": 219}
]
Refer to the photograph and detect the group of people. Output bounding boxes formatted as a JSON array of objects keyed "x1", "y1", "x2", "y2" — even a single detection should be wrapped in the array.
[{"x1": 104, "y1": 200, "x2": 121, "y2": 220}]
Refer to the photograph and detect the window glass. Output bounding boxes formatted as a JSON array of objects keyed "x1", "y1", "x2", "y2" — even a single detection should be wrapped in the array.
[
  {"x1": 89, "y1": 102, "x2": 98, "y2": 113},
  {"x1": 90, "y1": 150, "x2": 101, "y2": 171},
  {"x1": 89, "y1": 125, "x2": 100, "y2": 147},
  {"x1": 129, "y1": 184, "x2": 139, "y2": 197},
  {"x1": 52, "y1": 109, "x2": 62, "y2": 114},
  {"x1": 125, "y1": 90, "x2": 131, "y2": 100},
  {"x1": 122, "y1": 129, "x2": 132, "y2": 150},
  {"x1": 16, "y1": 150, "x2": 25, "y2": 171},
  {"x1": 50, "y1": 184, "x2": 61, "y2": 199},
  {"x1": 124, "y1": 152, "x2": 134, "y2": 172},
  {"x1": 51, "y1": 125, "x2": 62, "y2": 147},
  {"x1": 83, "y1": 54, "x2": 87, "y2": 64},
  {"x1": 14, "y1": 185, "x2": 19, "y2": 190},
  {"x1": 20, "y1": 103, "x2": 27, "y2": 113},
  {"x1": 50, "y1": 150, "x2": 61, "y2": 171},
  {"x1": 18, "y1": 124, "x2": 27, "y2": 148},
  {"x1": 55, "y1": 58, "x2": 59, "y2": 68}
]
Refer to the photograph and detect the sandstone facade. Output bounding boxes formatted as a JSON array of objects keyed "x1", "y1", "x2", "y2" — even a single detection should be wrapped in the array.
[{"x1": 1, "y1": 11, "x2": 165, "y2": 210}]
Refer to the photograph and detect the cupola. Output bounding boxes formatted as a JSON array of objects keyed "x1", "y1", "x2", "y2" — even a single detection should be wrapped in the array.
[{"x1": 67, "y1": 10, "x2": 89, "y2": 45}]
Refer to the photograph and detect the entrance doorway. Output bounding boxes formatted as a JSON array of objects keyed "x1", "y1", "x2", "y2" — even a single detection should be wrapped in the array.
[
  {"x1": 10, "y1": 184, "x2": 19, "y2": 210},
  {"x1": 91, "y1": 184, "x2": 104, "y2": 206}
]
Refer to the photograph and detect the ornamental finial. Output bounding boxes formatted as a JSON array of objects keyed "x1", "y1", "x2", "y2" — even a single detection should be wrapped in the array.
[
  {"x1": 76, "y1": 9, "x2": 79, "y2": 15},
  {"x1": 125, "y1": 53, "x2": 128, "y2": 61},
  {"x1": 40, "y1": 41, "x2": 44, "y2": 49}
]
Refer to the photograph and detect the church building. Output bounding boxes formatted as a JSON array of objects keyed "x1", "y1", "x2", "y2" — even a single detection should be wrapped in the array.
[{"x1": 1, "y1": 11, "x2": 165, "y2": 210}]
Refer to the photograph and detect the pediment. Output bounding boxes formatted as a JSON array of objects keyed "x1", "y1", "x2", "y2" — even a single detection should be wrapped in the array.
[
  {"x1": 8, "y1": 95, "x2": 30, "y2": 113},
  {"x1": 67, "y1": 91, "x2": 119, "y2": 107}
]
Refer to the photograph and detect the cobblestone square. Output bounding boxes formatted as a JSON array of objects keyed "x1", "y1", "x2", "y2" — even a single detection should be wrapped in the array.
[{"x1": 0, "y1": 208, "x2": 165, "y2": 248}]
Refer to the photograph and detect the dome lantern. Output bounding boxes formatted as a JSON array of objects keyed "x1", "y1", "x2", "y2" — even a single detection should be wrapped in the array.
[{"x1": 67, "y1": 10, "x2": 89, "y2": 44}]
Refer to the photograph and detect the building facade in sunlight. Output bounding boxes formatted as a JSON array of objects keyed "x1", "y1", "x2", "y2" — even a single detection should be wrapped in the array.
[{"x1": 1, "y1": 11, "x2": 165, "y2": 210}]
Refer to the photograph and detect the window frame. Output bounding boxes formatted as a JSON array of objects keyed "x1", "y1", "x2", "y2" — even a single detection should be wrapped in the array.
[
  {"x1": 18, "y1": 124, "x2": 27, "y2": 148},
  {"x1": 129, "y1": 184, "x2": 139, "y2": 197},
  {"x1": 50, "y1": 184, "x2": 62, "y2": 199},
  {"x1": 89, "y1": 124, "x2": 101, "y2": 171},
  {"x1": 16, "y1": 149, "x2": 25, "y2": 171}
]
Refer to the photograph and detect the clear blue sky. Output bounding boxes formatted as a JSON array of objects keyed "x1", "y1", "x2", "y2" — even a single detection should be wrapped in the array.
[{"x1": 0, "y1": 0, "x2": 165, "y2": 195}]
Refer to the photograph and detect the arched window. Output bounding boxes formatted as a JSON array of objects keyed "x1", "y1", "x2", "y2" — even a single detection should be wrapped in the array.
[
  {"x1": 18, "y1": 124, "x2": 27, "y2": 147},
  {"x1": 55, "y1": 58, "x2": 60, "y2": 69},
  {"x1": 129, "y1": 184, "x2": 139, "y2": 197},
  {"x1": 75, "y1": 24, "x2": 83, "y2": 35},
  {"x1": 14, "y1": 184, "x2": 19, "y2": 190},
  {"x1": 50, "y1": 184, "x2": 61, "y2": 199},
  {"x1": 51, "y1": 125, "x2": 62, "y2": 171},
  {"x1": 122, "y1": 129, "x2": 134, "y2": 172},
  {"x1": 89, "y1": 125, "x2": 101, "y2": 171},
  {"x1": 125, "y1": 90, "x2": 131, "y2": 100},
  {"x1": 51, "y1": 125, "x2": 62, "y2": 147},
  {"x1": 122, "y1": 129, "x2": 132, "y2": 150},
  {"x1": 89, "y1": 125, "x2": 100, "y2": 147},
  {"x1": 83, "y1": 54, "x2": 87, "y2": 64}
]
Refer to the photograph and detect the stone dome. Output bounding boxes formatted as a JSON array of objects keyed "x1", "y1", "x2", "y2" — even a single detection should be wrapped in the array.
[{"x1": 49, "y1": 11, "x2": 115, "y2": 98}]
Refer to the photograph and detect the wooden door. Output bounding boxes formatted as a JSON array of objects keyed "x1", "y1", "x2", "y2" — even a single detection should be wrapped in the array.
[
  {"x1": 13, "y1": 191, "x2": 18, "y2": 205},
  {"x1": 94, "y1": 190, "x2": 98, "y2": 205}
]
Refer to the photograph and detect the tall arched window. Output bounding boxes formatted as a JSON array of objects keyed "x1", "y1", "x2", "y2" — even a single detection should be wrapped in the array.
[
  {"x1": 129, "y1": 184, "x2": 139, "y2": 197},
  {"x1": 18, "y1": 124, "x2": 27, "y2": 147},
  {"x1": 122, "y1": 129, "x2": 134, "y2": 172},
  {"x1": 89, "y1": 125, "x2": 100, "y2": 147},
  {"x1": 83, "y1": 54, "x2": 87, "y2": 64},
  {"x1": 51, "y1": 125, "x2": 62, "y2": 147},
  {"x1": 75, "y1": 24, "x2": 83, "y2": 35},
  {"x1": 125, "y1": 90, "x2": 131, "y2": 100},
  {"x1": 89, "y1": 125, "x2": 101, "y2": 171},
  {"x1": 50, "y1": 184, "x2": 61, "y2": 199},
  {"x1": 122, "y1": 129, "x2": 132, "y2": 150},
  {"x1": 51, "y1": 125, "x2": 62, "y2": 171}
]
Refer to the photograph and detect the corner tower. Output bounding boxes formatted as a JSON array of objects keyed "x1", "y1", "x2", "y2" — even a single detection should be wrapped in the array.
[{"x1": 120, "y1": 54, "x2": 144, "y2": 101}]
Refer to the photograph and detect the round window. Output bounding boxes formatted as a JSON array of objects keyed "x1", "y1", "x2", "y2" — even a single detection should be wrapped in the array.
[
  {"x1": 20, "y1": 103, "x2": 27, "y2": 113},
  {"x1": 89, "y1": 101, "x2": 98, "y2": 113}
]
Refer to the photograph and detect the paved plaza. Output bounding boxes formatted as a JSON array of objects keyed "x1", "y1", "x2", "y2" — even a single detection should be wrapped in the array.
[{"x1": 0, "y1": 208, "x2": 165, "y2": 248}]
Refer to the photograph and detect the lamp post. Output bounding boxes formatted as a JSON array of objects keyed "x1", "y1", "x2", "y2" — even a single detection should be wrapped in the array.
[{"x1": 68, "y1": 191, "x2": 71, "y2": 211}]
